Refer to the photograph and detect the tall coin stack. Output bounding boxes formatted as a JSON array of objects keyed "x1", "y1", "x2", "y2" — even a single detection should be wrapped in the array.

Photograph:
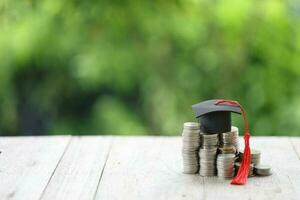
[
  {"x1": 219, "y1": 126, "x2": 239, "y2": 154},
  {"x1": 217, "y1": 154, "x2": 235, "y2": 178},
  {"x1": 199, "y1": 133, "x2": 218, "y2": 176},
  {"x1": 181, "y1": 122, "x2": 201, "y2": 174}
]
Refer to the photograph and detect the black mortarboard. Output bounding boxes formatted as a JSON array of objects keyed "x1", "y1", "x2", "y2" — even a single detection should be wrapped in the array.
[{"x1": 192, "y1": 99, "x2": 241, "y2": 134}]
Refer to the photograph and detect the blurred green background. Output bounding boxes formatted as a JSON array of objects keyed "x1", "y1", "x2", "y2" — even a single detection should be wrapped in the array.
[{"x1": 1, "y1": 0, "x2": 300, "y2": 136}]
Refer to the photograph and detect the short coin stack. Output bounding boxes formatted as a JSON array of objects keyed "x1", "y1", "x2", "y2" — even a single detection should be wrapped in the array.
[
  {"x1": 240, "y1": 149, "x2": 261, "y2": 165},
  {"x1": 219, "y1": 126, "x2": 239, "y2": 154},
  {"x1": 181, "y1": 122, "x2": 201, "y2": 174},
  {"x1": 254, "y1": 164, "x2": 272, "y2": 176},
  {"x1": 199, "y1": 133, "x2": 218, "y2": 176},
  {"x1": 217, "y1": 154, "x2": 235, "y2": 178}
]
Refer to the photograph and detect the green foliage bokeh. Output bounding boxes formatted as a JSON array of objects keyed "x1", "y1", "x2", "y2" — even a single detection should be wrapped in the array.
[{"x1": 1, "y1": 0, "x2": 300, "y2": 136}]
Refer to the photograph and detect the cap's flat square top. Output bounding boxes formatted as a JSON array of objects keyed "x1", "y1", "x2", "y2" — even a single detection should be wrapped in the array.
[{"x1": 192, "y1": 99, "x2": 241, "y2": 118}]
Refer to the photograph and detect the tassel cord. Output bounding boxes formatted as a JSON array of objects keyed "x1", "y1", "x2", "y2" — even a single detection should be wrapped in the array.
[{"x1": 214, "y1": 99, "x2": 251, "y2": 185}]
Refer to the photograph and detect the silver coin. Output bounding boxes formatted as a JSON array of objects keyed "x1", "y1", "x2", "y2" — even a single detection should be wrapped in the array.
[
  {"x1": 199, "y1": 148, "x2": 217, "y2": 152},
  {"x1": 182, "y1": 128, "x2": 200, "y2": 133},
  {"x1": 218, "y1": 153, "x2": 235, "y2": 158},
  {"x1": 254, "y1": 164, "x2": 272, "y2": 176},
  {"x1": 182, "y1": 138, "x2": 200, "y2": 141},
  {"x1": 183, "y1": 135, "x2": 200, "y2": 138},
  {"x1": 254, "y1": 164, "x2": 271, "y2": 170},
  {"x1": 184, "y1": 122, "x2": 200, "y2": 129},
  {"x1": 201, "y1": 133, "x2": 219, "y2": 137}
]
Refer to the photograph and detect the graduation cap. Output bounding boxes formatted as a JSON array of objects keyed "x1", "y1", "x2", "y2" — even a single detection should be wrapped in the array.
[
  {"x1": 192, "y1": 99, "x2": 252, "y2": 185},
  {"x1": 192, "y1": 99, "x2": 242, "y2": 134}
]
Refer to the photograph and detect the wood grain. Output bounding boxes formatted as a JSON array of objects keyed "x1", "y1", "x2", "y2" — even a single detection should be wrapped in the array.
[
  {"x1": 290, "y1": 137, "x2": 300, "y2": 160},
  {"x1": 40, "y1": 136, "x2": 111, "y2": 200},
  {"x1": 0, "y1": 136, "x2": 70, "y2": 200},
  {"x1": 95, "y1": 137, "x2": 204, "y2": 200},
  {"x1": 249, "y1": 137, "x2": 300, "y2": 200}
]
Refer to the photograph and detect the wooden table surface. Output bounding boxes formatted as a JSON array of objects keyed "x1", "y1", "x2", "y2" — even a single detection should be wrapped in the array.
[{"x1": 0, "y1": 136, "x2": 299, "y2": 200}]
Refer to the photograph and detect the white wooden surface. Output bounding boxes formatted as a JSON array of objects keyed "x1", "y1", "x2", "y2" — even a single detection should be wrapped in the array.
[
  {"x1": 0, "y1": 136, "x2": 299, "y2": 200},
  {"x1": 0, "y1": 136, "x2": 70, "y2": 200},
  {"x1": 95, "y1": 137, "x2": 204, "y2": 200},
  {"x1": 41, "y1": 136, "x2": 111, "y2": 200}
]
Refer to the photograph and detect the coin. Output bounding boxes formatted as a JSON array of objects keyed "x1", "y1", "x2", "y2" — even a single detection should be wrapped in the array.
[
  {"x1": 218, "y1": 145, "x2": 236, "y2": 154},
  {"x1": 254, "y1": 164, "x2": 272, "y2": 176},
  {"x1": 184, "y1": 122, "x2": 200, "y2": 130}
]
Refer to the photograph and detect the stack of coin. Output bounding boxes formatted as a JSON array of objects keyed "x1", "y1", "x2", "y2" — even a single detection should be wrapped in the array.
[
  {"x1": 239, "y1": 149, "x2": 261, "y2": 165},
  {"x1": 218, "y1": 145, "x2": 236, "y2": 154},
  {"x1": 201, "y1": 133, "x2": 219, "y2": 147},
  {"x1": 250, "y1": 149, "x2": 261, "y2": 165},
  {"x1": 234, "y1": 162, "x2": 255, "y2": 177},
  {"x1": 199, "y1": 133, "x2": 218, "y2": 176},
  {"x1": 199, "y1": 147, "x2": 218, "y2": 176},
  {"x1": 254, "y1": 164, "x2": 272, "y2": 176},
  {"x1": 217, "y1": 154, "x2": 235, "y2": 178},
  {"x1": 182, "y1": 122, "x2": 201, "y2": 174},
  {"x1": 219, "y1": 126, "x2": 239, "y2": 154},
  {"x1": 231, "y1": 126, "x2": 239, "y2": 151}
]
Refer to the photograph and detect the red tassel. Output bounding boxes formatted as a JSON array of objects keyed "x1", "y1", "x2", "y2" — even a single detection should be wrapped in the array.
[{"x1": 215, "y1": 99, "x2": 251, "y2": 185}]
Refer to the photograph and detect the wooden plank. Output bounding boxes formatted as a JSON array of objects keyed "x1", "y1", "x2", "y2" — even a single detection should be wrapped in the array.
[
  {"x1": 290, "y1": 137, "x2": 300, "y2": 160},
  {"x1": 0, "y1": 136, "x2": 70, "y2": 200},
  {"x1": 249, "y1": 137, "x2": 300, "y2": 200},
  {"x1": 95, "y1": 137, "x2": 204, "y2": 200},
  {"x1": 40, "y1": 136, "x2": 111, "y2": 200},
  {"x1": 203, "y1": 137, "x2": 300, "y2": 200}
]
